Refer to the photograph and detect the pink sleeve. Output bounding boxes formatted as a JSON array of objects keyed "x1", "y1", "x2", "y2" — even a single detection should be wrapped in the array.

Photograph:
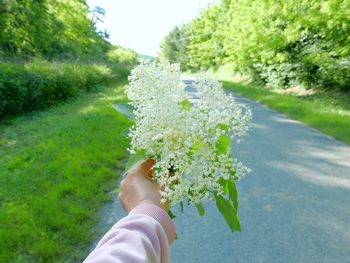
[{"x1": 83, "y1": 204, "x2": 176, "y2": 263}]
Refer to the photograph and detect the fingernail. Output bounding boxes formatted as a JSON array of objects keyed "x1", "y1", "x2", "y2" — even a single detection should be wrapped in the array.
[{"x1": 147, "y1": 167, "x2": 153, "y2": 178}]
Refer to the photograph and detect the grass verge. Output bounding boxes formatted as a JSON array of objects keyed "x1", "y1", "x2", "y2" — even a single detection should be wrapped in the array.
[
  {"x1": 223, "y1": 81, "x2": 350, "y2": 144},
  {"x1": 0, "y1": 81, "x2": 131, "y2": 262}
]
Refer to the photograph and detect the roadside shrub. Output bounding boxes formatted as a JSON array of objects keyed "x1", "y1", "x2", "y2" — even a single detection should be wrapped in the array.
[
  {"x1": 106, "y1": 46, "x2": 138, "y2": 66},
  {"x1": 0, "y1": 64, "x2": 28, "y2": 116},
  {"x1": 107, "y1": 63, "x2": 131, "y2": 78},
  {"x1": 317, "y1": 59, "x2": 350, "y2": 91},
  {"x1": 0, "y1": 60, "x2": 123, "y2": 118}
]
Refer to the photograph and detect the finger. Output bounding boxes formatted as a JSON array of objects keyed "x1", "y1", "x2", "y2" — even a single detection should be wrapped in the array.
[
  {"x1": 118, "y1": 192, "x2": 127, "y2": 211},
  {"x1": 120, "y1": 178, "x2": 126, "y2": 190},
  {"x1": 146, "y1": 167, "x2": 153, "y2": 179},
  {"x1": 140, "y1": 159, "x2": 155, "y2": 173}
]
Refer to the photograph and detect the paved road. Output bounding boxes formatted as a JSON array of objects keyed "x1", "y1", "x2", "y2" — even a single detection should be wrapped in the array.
[{"x1": 89, "y1": 79, "x2": 350, "y2": 262}]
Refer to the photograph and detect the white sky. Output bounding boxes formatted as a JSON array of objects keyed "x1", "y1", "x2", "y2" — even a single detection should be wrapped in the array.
[{"x1": 86, "y1": 0, "x2": 219, "y2": 56}]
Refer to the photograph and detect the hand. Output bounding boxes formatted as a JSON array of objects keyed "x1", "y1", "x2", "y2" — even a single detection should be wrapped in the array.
[{"x1": 118, "y1": 159, "x2": 168, "y2": 213}]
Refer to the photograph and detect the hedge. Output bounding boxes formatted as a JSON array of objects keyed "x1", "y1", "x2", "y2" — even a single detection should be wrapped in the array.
[{"x1": 0, "y1": 60, "x2": 130, "y2": 118}]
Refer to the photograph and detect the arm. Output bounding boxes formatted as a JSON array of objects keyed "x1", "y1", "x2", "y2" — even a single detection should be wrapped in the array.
[
  {"x1": 84, "y1": 204, "x2": 175, "y2": 263},
  {"x1": 84, "y1": 160, "x2": 175, "y2": 263}
]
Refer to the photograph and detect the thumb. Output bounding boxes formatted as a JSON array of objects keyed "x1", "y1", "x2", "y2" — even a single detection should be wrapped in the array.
[{"x1": 140, "y1": 159, "x2": 155, "y2": 174}]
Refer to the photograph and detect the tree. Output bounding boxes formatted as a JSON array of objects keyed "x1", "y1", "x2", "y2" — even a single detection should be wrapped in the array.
[
  {"x1": 186, "y1": 4, "x2": 225, "y2": 70},
  {"x1": 0, "y1": 0, "x2": 110, "y2": 60},
  {"x1": 165, "y1": 0, "x2": 350, "y2": 90},
  {"x1": 160, "y1": 25, "x2": 189, "y2": 70}
]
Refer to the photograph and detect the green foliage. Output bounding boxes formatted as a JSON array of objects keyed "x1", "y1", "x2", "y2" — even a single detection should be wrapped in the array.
[
  {"x1": 160, "y1": 25, "x2": 190, "y2": 69},
  {"x1": 0, "y1": 60, "x2": 129, "y2": 119},
  {"x1": 195, "y1": 203, "x2": 205, "y2": 216},
  {"x1": 0, "y1": 0, "x2": 110, "y2": 59},
  {"x1": 216, "y1": 134, "x2": 232, "y2": 154},
  {"x1": 107, "y1": 46, "x2": 139, "y2": 66},
  {"x1": 180, "y1": 99, "x2": 191, "y2": 111},
  {"x1": 124, "y1": 150, "x2": 149, "y2": 173},
  {"x1": 186, "y1": 4, "x2": 226, "y2": 70},
  {"x1": 164, "y1": 0, "x2": 350, "y2": 90},
  {"x1": 0, "y1": 81, "x2": 131, "y2": 262},
  {"x1": 228, "y1": 180, "x2": 238, "y2": 210},
  {"x1": 215, "y1": 193, "x2": 241, "y2": 232},
  {"x1": 239, "y1": 0, "x2": 350, "y2": 91},
  {"x1": 168, "y1": 209, "x2": 176, "y2": 219},
  {"x1": 215, "y1": 177, "x2": 241, "y2": 232},
  {"x1": 0, "y1": 0, "x2": 139, "y2": 119}
]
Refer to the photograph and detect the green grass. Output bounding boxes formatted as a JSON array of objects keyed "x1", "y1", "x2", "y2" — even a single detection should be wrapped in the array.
[
  {"x1": 0, "y1": 81, "x2": 131, "y2": 262},
  {"x1": 223, "y1": 81, "x2": 350, "y2": 144}
]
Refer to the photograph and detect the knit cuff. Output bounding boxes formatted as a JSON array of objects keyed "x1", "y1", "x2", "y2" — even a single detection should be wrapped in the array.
[{"x1": 130, "y1": 204, "x2": 176, "y2": 244}]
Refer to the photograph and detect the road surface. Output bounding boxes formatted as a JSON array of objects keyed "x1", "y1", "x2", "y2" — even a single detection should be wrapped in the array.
[{"x1": 89, "y1": 79, "x2": 350, "y2": 263}]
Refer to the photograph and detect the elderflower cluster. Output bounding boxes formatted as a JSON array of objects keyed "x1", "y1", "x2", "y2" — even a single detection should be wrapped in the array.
[{"x1": 126, "y1": 60, "x2": 252, "y2": 206}]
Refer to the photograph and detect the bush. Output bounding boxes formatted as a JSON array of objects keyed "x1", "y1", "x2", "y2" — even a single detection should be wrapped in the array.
[
  {"x1": 106, "y1": 46, "x2": 138, "y2": 66},
  {"x1": 0, "y1": 60, "x2": 126, "y2": 118},
  {"x1": 317, "y1": 59, "x2": 350, "y2": 91}
]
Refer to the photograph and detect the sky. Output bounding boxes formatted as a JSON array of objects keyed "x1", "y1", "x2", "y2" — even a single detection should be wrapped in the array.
[{"x1": 86, "y1": 0, "x2": 219, "y2": 56}]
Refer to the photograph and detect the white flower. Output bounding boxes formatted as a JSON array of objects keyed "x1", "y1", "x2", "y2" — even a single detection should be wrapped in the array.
[{"x1": 126, "y1": 60, "x2": 252, "y2": 206}]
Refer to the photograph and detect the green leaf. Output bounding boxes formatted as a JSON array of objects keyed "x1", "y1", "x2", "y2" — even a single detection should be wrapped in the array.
[
  {"x1": 120, "y1": 127, "x2": 130, "y2": 138},
  {"x1": 216, "y1": 134, "x2": 232, "y2": 154},
  {"x1": 181, "y1": 99, "x2": 191, "y2": 111},
  {"x1": 217, "y1": 124, "x2": 229, "y2": 132},
  {"x1": 195, "y1": 203, "x2": 205, "y2": 216},
  {"x1": 113, "y1": 103, "x2": 135, "y2": 121},
  {"x1": 218, "y1": 178, "x2": 229, "y2": 194},
  {"x1": 180, "y1": 201, "x2": 184, "y2": 213},
  {"x1": 190, "y1": 140, "x2": 205, "y2": 154},
  {"x1": 168, "y1": 209, "x2": 176, "y2": 219},
  {"x1": 125, "y1": 150, "x2": 148, "y2": 172},
  {"x1": 215, "y1": 194, "x2": 241, "y2": 232},
  {"x1": 228, "y1": 180, "x2": 238, "y2": 210}
]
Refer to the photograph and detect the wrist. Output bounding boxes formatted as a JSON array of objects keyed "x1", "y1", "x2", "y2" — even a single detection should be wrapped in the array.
[
  {"x1": 130, "y1": 203, "x2": 176, "y2": 244},
  {"x1": 140, "y1": 199, "x2": 160, "y2": 207},
  {"x1": 140, "y1": 199, "x2": 168, "y2": 212}
]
